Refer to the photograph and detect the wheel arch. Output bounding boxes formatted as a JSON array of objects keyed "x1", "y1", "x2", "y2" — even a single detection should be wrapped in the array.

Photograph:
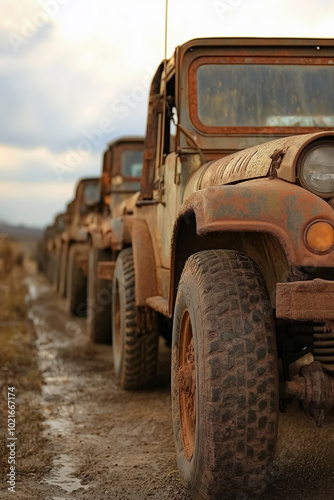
[
  {"x1": 169, "y1": 178, "x2": 334, "y2": 314},
  {"x1": 123, "y1": 217, "x2": 158, "y2": 306},
  {"x1": 169, "y1": 210, "x2": 290, "y2": 314}
]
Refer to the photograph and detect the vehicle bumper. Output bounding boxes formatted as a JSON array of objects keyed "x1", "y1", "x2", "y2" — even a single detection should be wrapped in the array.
[{"x1": 276, "y1": 279, "x2": 334, "y2": 320}]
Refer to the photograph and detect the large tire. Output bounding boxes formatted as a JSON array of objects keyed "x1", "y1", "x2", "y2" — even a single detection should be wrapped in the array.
[
  {"x1": 112, "y1": 248, "x2": 159, "y2": 389},
  {"x1": 172, "y1": 250, "x2": 279, "y2": 500},
  {"x1": 66, "y1": 244, "x2": 88, "y2": 317},
  {"x1": 87, "y1": 246, "x2": 112, "y2": 344}
]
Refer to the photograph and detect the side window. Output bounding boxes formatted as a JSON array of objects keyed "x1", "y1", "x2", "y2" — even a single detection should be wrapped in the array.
[
  {"x1": 84, "y1": 183, "x2": 99, "y2": 206},
  {"x1": 121, "y1": 150, "x2": 144, "y2": 178}
]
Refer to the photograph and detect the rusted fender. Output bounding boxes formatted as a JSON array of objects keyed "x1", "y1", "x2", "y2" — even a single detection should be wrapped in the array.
[
  {"x1": 184, "y1": 131, "x2": 334, "y2": 196},
  {"x1": 177, "y1": 178, "x2": 334, "y2": 267},
  {"x1": 123, "y1": 217, "x2": 158, "y2": 307}
]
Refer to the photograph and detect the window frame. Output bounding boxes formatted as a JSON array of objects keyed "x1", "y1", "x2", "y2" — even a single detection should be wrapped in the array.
[{"x1": 188, "y1": 55, "x2": 334, "y2": 135}]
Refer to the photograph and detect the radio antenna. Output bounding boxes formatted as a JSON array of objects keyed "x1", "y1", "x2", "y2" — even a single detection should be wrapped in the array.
[{"x1": 164, "y1": 0, "x2": 168, "y2": 64}]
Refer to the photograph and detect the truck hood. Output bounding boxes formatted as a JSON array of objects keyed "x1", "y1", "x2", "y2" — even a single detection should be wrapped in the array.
[{"x1": 184, "y1": 131, "x2": 334, "y2": 200}]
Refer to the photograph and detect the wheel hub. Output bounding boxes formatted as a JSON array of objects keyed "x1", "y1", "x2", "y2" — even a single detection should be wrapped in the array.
[{"x1": 178, "y1": 310, "x2": 196, "y2": 460}]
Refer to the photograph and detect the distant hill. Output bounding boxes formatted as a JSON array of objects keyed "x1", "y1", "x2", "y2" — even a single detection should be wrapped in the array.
[{"x1": 0, "y1": 221, "x2": 43, "y2": 241}]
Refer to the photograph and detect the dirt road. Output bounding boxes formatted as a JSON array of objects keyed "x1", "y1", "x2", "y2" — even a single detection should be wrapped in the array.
[{"x1": 10, "y1": 273, "x2": 334, "y2": 499}]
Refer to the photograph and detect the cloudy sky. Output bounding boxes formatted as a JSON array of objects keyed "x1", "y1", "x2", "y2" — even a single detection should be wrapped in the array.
[{"x1": 0, "y1": 0, "x2": 333, "y2": 228}]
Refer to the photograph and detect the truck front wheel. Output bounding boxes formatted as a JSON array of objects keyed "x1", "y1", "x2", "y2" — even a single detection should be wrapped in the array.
[
  {"x1": 87, "y1": 246, "x2": 112, "y2": 344},
  {"x1": 112, "y1": 248, "x2": 159, "y2": 389},
  {"x1": 172, "y1": 249, "x2": 279, "y2": 499},
  {"x1": 66, "y1": 243, "x2": 88, "y2": 317}
]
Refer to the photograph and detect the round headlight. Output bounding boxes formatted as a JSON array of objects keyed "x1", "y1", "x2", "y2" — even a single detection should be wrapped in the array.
[{"x1": 298, "y1": 140, "x2": 334, "y2": 197}]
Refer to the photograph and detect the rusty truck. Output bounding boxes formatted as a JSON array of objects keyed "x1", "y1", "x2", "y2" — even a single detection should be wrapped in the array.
[
  {"x1": 58, "y1": 200, "x2": 75, "y2": 294},
  {"x1": 38, "y1": 224, "x2": 53, "y2": 277},
  {"x1": 58, "y1": 177, "x2": 101, "y2": 316},
  {"x1": 45, "y1": 212, "x2": 69, "y2": 289},
  {"x1": 107, "y1": 38, "x2": 334, "y2": 499},
  {"x1": 86, "y1": 136, "x2": 144, "y2": 343}
]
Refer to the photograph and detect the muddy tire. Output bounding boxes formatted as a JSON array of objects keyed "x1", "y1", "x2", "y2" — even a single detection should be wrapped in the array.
[
  {"x1": 112, "y1": 248, "x2": 159, "y2": 390},
  {"x1": 66, "y1": 244, "x2": 88, "y2": 317},
  {"x1": 172, "y1": 249, "x2": 279, "y2": 500},
  {"x1": 87, "y1": 246, "x2": 112, "y2": 344}
]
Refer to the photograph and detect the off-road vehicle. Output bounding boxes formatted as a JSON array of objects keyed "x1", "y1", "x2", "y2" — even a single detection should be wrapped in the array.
[
  {"x1": 109, "y1": 38, "x2": 334, "y2": 499},
  {"x1": 58, "y1": 177, "x2": 101, "y2": 316},
  {"x1": 58, "y1": 199, "x2": 75, "y2": 295},
  {"x1": 38, "y1": 224, "x2": 53, "y2": 277},
  {"x1": 45, "y1": 212, "x2": 68, "y2": 289},
  {"x1": 86, "y1": 136, "x2": 144, "y2": 343}
]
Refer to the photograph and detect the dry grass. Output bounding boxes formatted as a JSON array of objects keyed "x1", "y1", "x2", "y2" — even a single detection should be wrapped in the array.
[
  {"x1": 0, "y1": 236, "x2": 22, "y2": 279},
  {"x1": 0, "y1": 266, "x2": 51, "y2": 478}
]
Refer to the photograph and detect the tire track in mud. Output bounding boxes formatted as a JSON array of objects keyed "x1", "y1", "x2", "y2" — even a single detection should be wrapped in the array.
[
  {"x1": 26, "y1": 275, "x2": 190, "y2": 500},
  {"x1": 27, "y1": 277, "x2": 90, "y2": 499}
]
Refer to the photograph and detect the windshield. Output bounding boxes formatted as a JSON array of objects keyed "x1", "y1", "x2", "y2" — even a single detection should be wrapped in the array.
[
  {"x1": 121, "y1": 150, "x2": 143, "y2": 178},
  {"x1": 194, "y1": 61, "x2": 334, "y2": 129},
  {"x1": 83, "y1": 182, "x2": 100, "y2": 206}
]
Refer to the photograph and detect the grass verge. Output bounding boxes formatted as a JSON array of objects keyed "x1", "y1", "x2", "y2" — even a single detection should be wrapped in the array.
[{"x1": 0, "y1": 266, "x2": 51, "y2": 481}]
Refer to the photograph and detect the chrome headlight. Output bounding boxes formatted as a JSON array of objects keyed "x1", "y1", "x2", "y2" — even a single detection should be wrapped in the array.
[{"x1": 298, "y1": 140, "x2": 334, "y2": 197}]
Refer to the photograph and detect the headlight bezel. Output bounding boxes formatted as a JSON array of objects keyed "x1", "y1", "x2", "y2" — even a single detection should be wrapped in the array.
[{"x1": 297, "y1": 139, "x2": 334, "y2": 198}]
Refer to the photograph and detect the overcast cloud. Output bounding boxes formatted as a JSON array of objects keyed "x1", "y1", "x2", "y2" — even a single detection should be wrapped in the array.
[{"x1": 1, "y1": 0, "x2": 334, "y2": 227}]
